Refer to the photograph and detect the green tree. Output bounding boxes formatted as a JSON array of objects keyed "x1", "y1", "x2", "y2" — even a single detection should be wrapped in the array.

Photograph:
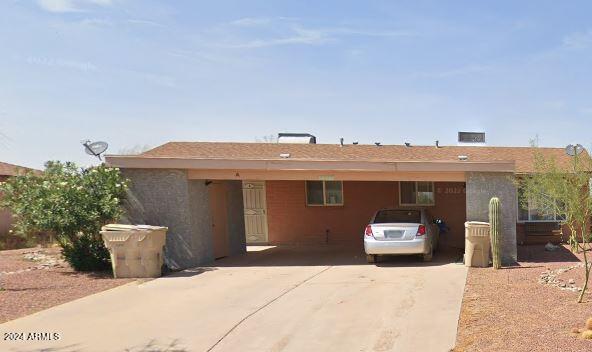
[
  {"x1": 519, "y1": 147, "x2": 592, "y2": 302},
  {"x1": 0, "y1": 161, "x2": 128, "y2": 271}
]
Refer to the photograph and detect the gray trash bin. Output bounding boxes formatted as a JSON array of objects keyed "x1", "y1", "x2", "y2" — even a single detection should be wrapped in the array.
[{"x1": 101, "y1": 224, "x2": 168, "y2": 278}]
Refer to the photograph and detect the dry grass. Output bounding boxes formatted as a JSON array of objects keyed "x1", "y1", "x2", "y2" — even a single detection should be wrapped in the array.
[
  {"x1": 454, "y1": 245, "x2": 592, "y2": 352},
  {"x1": 586, "y1": 317, "x2": 592, "y2": 330}
]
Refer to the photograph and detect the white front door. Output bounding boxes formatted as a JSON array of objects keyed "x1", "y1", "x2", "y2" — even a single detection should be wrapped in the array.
[{"x1": 242, "y1": 181, "x2": 269, "y2": 244}]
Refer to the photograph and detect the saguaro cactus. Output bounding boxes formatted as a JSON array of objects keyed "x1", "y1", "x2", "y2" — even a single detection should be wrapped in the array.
[{"x1": 489, "y1": 197, "x2": 502, "y2": 269}]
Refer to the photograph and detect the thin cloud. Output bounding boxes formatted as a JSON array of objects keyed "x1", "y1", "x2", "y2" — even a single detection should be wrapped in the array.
[
  {"x1": 219, "y1": 19, "x2": 414, "y2": 49},
  {"x1": 37, "y1": 0, "x2": 80, "y2": 12},
  {"x1": 563, "y1": 29, "x2": 592, "y2": 49},
  {"x1": 225, "y1": 26, "x2": 331, "y2": 49},
  {"x1": 328, "y1": 27, "x2": 415, "y2": 38},
  {"x1": 229, "y1": 17, "x2": 272, "y2": 27},
  {"x1": 26, "y1": 56, "x2": 98, "y2": 72},
  {"x1": 37, "y1": 0, "x2": 114, "y2": 13},
  {"x1": 167, "y1": 50, "x2": 247, "y2": 66},
  {"x1": 126, "y1": 19, "x2": 167, "y2": 28},
  {"x1": 416, "y1": 64, "x2": 492, "y2": 79},
  {"x1": 79, "y1": 18, "x2": 113, "y2": 27},
  {"x1": 227, "y1": 17, "x2": 300, "y2": 27},
  {"x1": 74, "y1": 18, "x2": 165, "y2": 28}
]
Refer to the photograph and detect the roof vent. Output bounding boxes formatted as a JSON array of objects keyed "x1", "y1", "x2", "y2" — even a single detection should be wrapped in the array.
[
  {"x1": 279, "y1": 153, "x2": 291, "y2": 159},
  {"x1": 458, "y1": 155, "x2": 468, "y2": 161},
  {"x1": 278, "y1": 133, "x2": 316, "y2": 144},
  {"x1": 458, "y1": 132, "x2": 486, "y2": 145}
]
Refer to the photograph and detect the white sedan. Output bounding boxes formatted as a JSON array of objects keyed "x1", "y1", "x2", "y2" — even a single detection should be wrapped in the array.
[{"x1": 363, "y1": 209, "x2": 439, "y2": 263}]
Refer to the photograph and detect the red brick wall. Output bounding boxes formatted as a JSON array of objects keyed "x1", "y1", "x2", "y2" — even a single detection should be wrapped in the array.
[
  {"x1": 266, "y1": 180, "x2": 466, "y2": 248},
  {"x1": 433, "y1": 183, "x2": 467, "y2": 249},
  {"x1": 516, "y1": 223, "x2": 572, "y2": 245}
]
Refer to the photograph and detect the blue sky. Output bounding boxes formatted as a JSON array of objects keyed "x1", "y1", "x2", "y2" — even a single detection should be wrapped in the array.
[{"x1": 1, "y1": 0, "x2": 592, "y2": 168}]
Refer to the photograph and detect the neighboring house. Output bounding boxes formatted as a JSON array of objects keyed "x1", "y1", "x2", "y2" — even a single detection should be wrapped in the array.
[
  {"x1": 0, "y1": 162, "x2": 38, "y2": 238},
  {"x1": 105, "y1": 138, "x2": 576, "y2": 270}
]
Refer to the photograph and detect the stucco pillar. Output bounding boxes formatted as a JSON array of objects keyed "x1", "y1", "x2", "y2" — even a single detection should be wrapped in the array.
[
  {"x1": 224, "y1": 180, "x2": 247, "y2": 256},
  {"x1": 121, "y1": 169, "x2": 214, "y2": 269},
  {"x1": 466, "y1": 172, "x2": 517, "y2": 264}
]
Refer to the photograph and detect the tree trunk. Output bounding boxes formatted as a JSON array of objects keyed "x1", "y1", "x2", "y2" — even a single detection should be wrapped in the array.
[{"x1": 578, "y1": 242, "x2": 590, "y2": 303}]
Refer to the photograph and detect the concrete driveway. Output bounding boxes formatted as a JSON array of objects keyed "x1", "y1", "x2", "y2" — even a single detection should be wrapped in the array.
[{"x1": 0, "y1": 245, "x2": 467, "y2": 352}]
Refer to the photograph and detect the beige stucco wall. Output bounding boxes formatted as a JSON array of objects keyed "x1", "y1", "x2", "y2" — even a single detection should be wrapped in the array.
[
  {"x1": 121, "y1": 169, "x2": 246, "y2": 269},
  {"x1": 466, "y1": 172, "x2": 517, "y2": 263}
]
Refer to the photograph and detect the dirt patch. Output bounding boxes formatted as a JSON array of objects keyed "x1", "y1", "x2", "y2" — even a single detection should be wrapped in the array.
[
  {"x1": 0, "y1": 246, "x2": 133, "y2": 323},
  {"x1": 454, "y1": 245, "x2": 592, "y2": 352}
]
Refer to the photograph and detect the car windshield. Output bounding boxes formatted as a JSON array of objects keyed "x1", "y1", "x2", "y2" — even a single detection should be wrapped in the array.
[{"x1": 373, "y1": 210, "x2": 421, "y2": 224}]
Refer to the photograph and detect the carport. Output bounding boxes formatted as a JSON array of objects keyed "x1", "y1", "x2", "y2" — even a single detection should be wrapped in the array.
[
  {"x1": 202, "y1": 178, "x2": 468, "y2": 253},
  {"x1": 106, "y1": 141, "x2": 519, "y2": 270}
]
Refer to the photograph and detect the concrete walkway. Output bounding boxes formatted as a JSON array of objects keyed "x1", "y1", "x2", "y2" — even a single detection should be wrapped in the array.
[{"x1": 0, "y1": 246, "x2": 467, "y2": 352}]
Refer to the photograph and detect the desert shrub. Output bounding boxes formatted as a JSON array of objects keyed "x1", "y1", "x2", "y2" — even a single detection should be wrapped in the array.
[
  {"x1": 60, "y1": 233, "x2": 112, "y2": 271},
  {"x1": 0, "y1": 161, "x2": 128, "y2": 271},
  {"x1": 582, "y1": 330, "x2": 592, "y2": 340},
  {"x1": 519, "y1": 145, "x2": 592, "y2": 302}
]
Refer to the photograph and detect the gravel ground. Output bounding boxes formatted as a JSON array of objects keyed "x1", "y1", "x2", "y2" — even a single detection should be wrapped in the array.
[
  {"x1": 0, "y1": 247, "x2": 133, "y2": 324},
  {"x1": 454, "y1": 244, "x2": 592, "y2": 352}
]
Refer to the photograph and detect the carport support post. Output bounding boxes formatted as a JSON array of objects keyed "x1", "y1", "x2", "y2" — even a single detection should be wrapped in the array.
[
  {"x1": 465, "y1": 172, "x2": 517, "y2": 264},
  {"x1": 121, "y1": 169, "x2": 216, "y2": 269},
  {"x1": 223, "y1": 180, "x2": 247, "y2": 256}
]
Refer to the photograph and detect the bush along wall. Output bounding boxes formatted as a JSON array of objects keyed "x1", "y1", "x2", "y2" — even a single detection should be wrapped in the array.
[{"x1": 0, "y1": 161, "x2": 129, "y2": 271}]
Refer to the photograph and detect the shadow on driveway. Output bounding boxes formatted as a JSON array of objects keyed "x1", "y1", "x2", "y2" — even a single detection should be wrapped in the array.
[
  {"x1": 161, "y1": 267, "x2": 217, "y2": 278},
  {"x1": 206, "y1": 244, "x2": 463, "y2": 268}
]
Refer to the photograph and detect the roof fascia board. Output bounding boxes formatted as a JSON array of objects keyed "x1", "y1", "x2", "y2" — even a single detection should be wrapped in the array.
[
  {"x1": 106, "y1": 156, "x2": 515, "y2": 172},
  {"x1": 187, "y1": 169, "x2": 467, "y2": 181}
]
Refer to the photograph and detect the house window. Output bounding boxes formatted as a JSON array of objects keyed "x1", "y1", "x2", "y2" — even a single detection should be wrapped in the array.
[
  {"x1": 517, "y1": 188, "x2": 564, "y2": 222},
  {"x1": 399, "y1": 181, "x2": 435, "y2": 206},
  {"x1": 306, "y1": 181, "x2": 343, "y2": 206}
]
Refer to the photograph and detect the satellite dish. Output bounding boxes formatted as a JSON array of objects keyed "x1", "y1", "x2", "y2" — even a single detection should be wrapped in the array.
[
  {"x1": 82, "y1": 140, "x2": 109, "y2": 160},
  {"x1": 565, "y1": 144, "x2": 584, "y2": 156}
]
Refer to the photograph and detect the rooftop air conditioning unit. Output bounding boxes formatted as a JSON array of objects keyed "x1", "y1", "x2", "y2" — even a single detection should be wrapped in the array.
[
  {"x1": 458, "y1": 131, "x2": 486, "y2": 146},
  {"x1": 277, "y1": 133, "x2": 317, "y2": 144}
]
